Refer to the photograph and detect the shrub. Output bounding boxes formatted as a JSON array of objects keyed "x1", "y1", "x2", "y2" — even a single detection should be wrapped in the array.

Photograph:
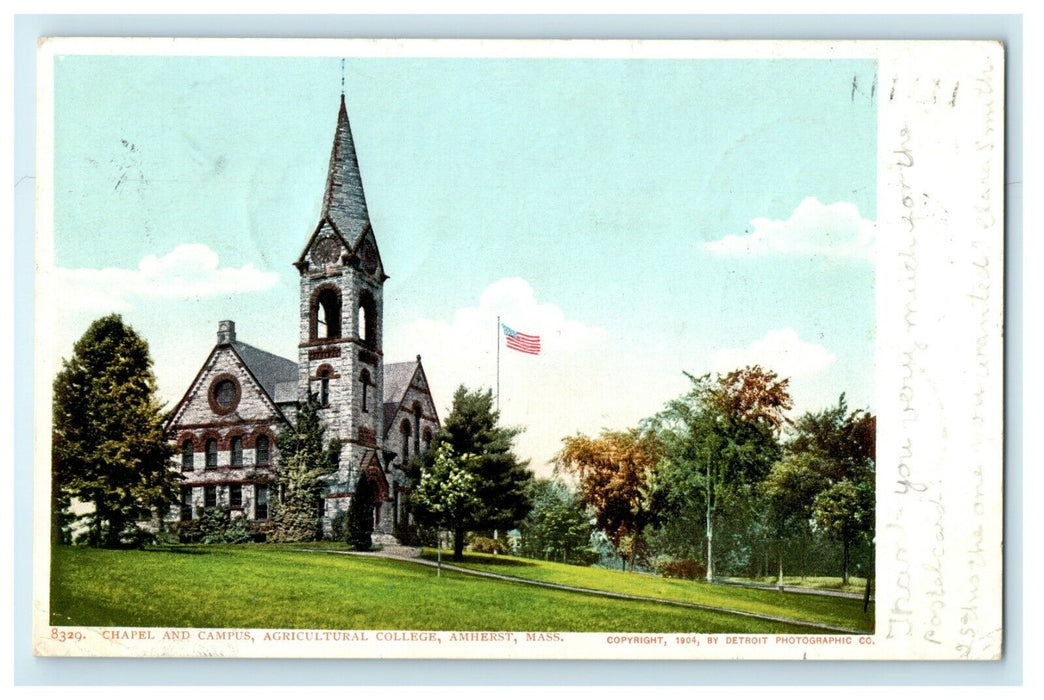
[
  {"x1": 655, "y1": 557, "x2": 705, "y2": 580},
  {"x1": 392, "y1": 518, "x2": 431, "y2": 547},
  {"x1": 469, "y1": 536, "x2": 506, "y2": 555},
  {"x1": 329, "y1": 511, "x2": 348, "y2": 541},
  {"x1": 192, "y1": 508, "x2": 255, "y2": 545},
  {"x1": 116, "y1": 523, "x2": 155, "y2": 549}
]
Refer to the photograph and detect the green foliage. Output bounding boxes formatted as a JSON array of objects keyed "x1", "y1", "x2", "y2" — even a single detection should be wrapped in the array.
[
  {"x1": 644, "y1": 367, "x2": 788, "y2": 577},
  {"x1": 169, "y1": 509, "x2": 257, "y2": 544},
  {"x1": 329, "y1": 511, "x2": 348, "y2": 542},
  {"x1": 346, "y1": 471, "x2": 376, "y2": 551},
  {"x1": 468, "y1": 536, "x2": 506, "y2": 555},
  {"x1": 653, "y1": 557, "x2": 705, "y2": 581},
  {"x1": 415, "y1": 386, "x2": 533, "y2": 560},
  {"x1": 198, "y1": 508, "x2": 255, "y2": 544},
  {"x1": 412, "y1": 443, "x2": 484, "y2": 559},
  {"x1": 269, "y1": 398, "x2": 340, "y2": 543},
  {"x1": 392, "y1": 513, "x2": 431, "y2": 547},
  {"x1": 782, "y1": 396, "x2": 877, "y2": 583},
  {"x1": 812, "y1": 479, "x2": 874, "y2": 583},
  {"x1": 516, "y1": 478, "x2": 594, "y2": 564},
  {"x1": 51, "y1": 314, "x2": 179, "y2": 548}
]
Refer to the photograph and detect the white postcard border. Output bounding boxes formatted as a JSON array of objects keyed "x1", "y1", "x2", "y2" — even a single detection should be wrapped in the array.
[{"x1": 31, "y1": 37, "x2": 1005, "y2": 661}]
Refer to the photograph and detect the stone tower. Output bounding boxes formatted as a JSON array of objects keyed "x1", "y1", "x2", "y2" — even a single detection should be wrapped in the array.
[{"x1": 294, "y1": 94, "x2": 389, "y2": 526}]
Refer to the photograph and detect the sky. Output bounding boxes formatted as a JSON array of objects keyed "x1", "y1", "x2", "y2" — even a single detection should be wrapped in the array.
[{"x1": 49, "y1": 53, "x2": 877, "y2": 475}]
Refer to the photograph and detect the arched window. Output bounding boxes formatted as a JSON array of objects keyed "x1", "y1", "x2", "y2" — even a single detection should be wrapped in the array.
[
  {"x1": 312, "y1": 287, "x2": 341, "y2": 340},
  {"x1": 358, "y1": 289, "x2": 377, "y2": 347},
  {"x1": 412, "y1": 404, "x2": 422, "y2": 456},
  {"x1": 359, "y1": 369, "x2": 371, "y2": 413},
  {"x1": 230, "y1": 436, "x2": 243, "y2": 466},
  {"x1": 422, "y1": 428, "x2": 433, "y2": 454},
  {"x1": 255, "y1": 435, "x2": 270, "y2": 465},
  {"x1": 318, "y1": 368, "x2": 331, "y2": 407},
  {"x1": 181, "y1": 439, "x2": 194, "y2": 472},
  {"x1": 205, "y1": 439, "x2": 218, "y2": 469},
  {"x1": 400, "y1": 420, "x2": 412, "y2": 462}
]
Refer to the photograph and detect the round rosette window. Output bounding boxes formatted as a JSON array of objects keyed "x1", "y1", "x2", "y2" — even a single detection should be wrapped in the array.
[{"x1": 208, "y1": 374, "x2": 241, "y2": 415}]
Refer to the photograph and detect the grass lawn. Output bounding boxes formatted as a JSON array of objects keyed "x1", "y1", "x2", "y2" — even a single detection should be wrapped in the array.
[
  {"x1": 723, "y1": 575, "x2": 869, "y2": 595},
  {"x1": 418, "y1": 550, "x2": 873, "y2": 633},
  {"x1": 50, "y1": 545, "x2": 833, "y2": 633}
]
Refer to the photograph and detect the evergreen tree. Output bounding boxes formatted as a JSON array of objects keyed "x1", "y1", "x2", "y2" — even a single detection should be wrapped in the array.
[
  {"x1": 346, "y1": 471, "x2": 376, "y2": 551},
  {"x1": 269, "y1": 397, "x2": 340, "y2": 542},
  {"x1": 52, "y1": 314, "x2": 179, "y2": 547},
  {"x1": 416, "y1": 386, "x2": 533, "y2": 560}
]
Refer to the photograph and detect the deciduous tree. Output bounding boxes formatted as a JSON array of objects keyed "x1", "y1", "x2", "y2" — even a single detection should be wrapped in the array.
[
  {"x1": 781, "y1": 395, "x2": 876, "y2": 584},
  {"x1": 411, "y1": 443, "x2": 483, "y2": 560},
  {"x1": 517, "y1": 478, "x2": 594, "y2": 564},
  {"x1": 556, "y1": 429, "x2": 661, "y2": 571},
  {"x1": 646, "y1": 367, "x2": 790, "y2": 580}
]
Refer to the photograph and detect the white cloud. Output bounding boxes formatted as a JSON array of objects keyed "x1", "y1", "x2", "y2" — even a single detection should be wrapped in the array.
[
  {"x1": 54, "y1": 244, "x2": 280, "y2": 312},
  {"x1": 705, "y1": 197, "x2": 875, "y2": 259},
  {"x1": 709, "y1": 328, "x2": 836, "y2": 380}
]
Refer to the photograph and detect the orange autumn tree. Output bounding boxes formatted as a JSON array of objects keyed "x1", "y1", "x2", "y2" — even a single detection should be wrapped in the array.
[{"x1": 556, "y1": 428, "x2": 662, "y2": 571}]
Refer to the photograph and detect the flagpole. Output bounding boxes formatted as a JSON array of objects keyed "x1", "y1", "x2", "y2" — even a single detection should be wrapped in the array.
[{"x1": 496, "y1": 315, "x2": 500, "y2": 413}]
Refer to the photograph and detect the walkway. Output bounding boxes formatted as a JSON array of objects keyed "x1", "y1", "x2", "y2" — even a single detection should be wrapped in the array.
[
  {"x1": 299, "y1": 546, "x2": 871, "y2": 636},
  {"x1": 717, "y1": 578, "x2": 872, "y2": 601}
]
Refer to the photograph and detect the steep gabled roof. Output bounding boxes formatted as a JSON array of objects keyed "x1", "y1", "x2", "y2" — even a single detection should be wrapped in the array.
[
  {"x1": 163, "y1": 335, "x2": 297, "y2": 433},
  {"x1": 231, "y1": 341, "x2": 298, "y2": 401},
  {"x1": 382, "y1": 360, "x2": 419, "y2": 436}
]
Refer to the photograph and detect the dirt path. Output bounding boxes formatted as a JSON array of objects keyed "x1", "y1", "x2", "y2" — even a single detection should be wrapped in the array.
[
  {"x1": 299, "y1": 547, "x2": 871, "y2": 635},
  {"x1": 717, "y1": 578, "x2": 872, "y2": 601}
]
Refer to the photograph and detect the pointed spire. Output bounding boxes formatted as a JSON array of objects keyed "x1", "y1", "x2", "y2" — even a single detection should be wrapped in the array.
[{"x1": 321, "y1": 93, "x2": 370, "y2": 231}]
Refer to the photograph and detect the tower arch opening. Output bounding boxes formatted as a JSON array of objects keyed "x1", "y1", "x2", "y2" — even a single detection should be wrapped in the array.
[
  {"x1": 311, "y1": 286, "x2": 342, "y2": 340},
  {"x1": 358, "y1": 288, "x2": 377, "y2": 347}
]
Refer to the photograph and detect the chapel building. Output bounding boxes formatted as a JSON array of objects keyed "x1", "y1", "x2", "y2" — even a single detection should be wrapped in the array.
[{"x1": 163, "y1": 94, "x2": 440, "y2": 538}]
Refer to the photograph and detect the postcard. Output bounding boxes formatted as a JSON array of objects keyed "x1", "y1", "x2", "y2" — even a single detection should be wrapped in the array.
[{"x1": 33, "y1": 38, "x2": 1004, "y2": 660}]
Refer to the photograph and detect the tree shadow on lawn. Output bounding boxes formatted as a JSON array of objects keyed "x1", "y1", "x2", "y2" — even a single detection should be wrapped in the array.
[
  {"x1": 419, "y1": 550, "x2": 539, "y2": 567},
  {"x1": 146, "y1": 545, "x2": 222, "y2": 556}
]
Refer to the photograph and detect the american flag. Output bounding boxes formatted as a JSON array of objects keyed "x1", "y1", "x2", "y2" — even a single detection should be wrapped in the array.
[{"x1": 501, "y1": 323, "x2": 541, "y2": 355}]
